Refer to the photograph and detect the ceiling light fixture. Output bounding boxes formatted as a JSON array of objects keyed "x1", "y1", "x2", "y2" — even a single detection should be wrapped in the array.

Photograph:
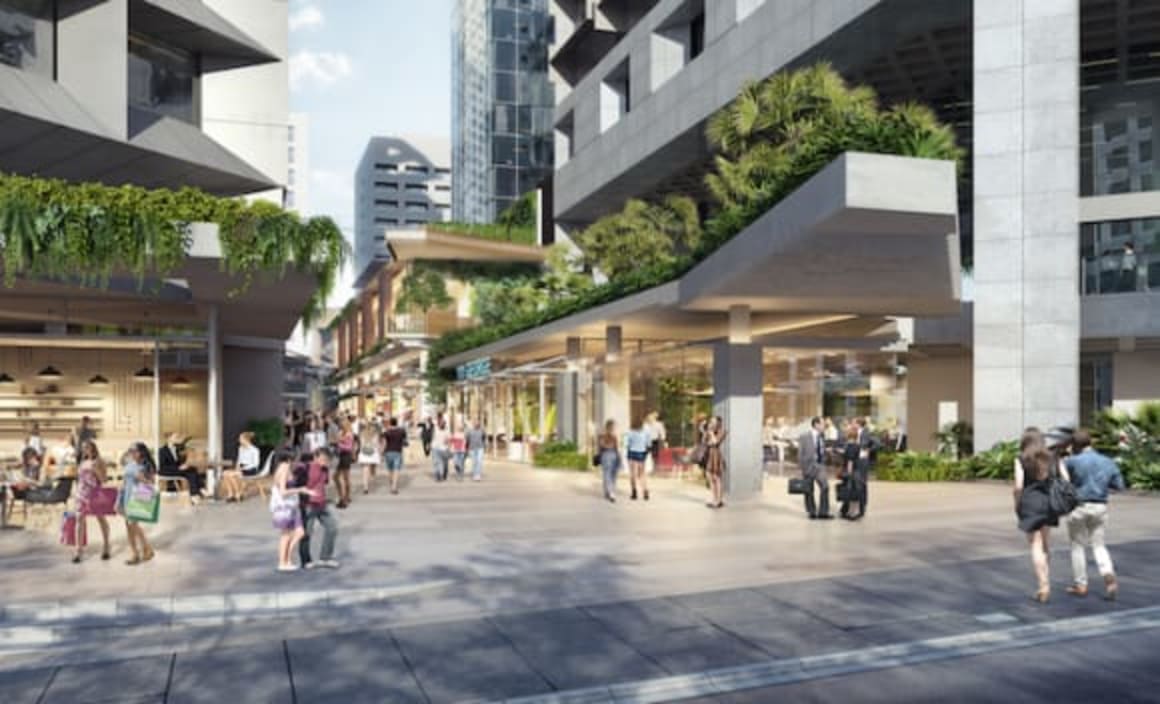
[{"x1": 37, "y1": 365, "x2": 62, "y2": 380}]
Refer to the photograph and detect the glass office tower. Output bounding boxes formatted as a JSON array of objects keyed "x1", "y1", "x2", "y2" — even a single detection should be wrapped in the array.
[{"x1": 452, "y1": 0, "x2": 553, "y2": 223}]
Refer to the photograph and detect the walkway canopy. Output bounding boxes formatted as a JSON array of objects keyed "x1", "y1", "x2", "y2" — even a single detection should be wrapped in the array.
[{"x1": 443, "y1": 152, "x2": 961, "y2": 368}]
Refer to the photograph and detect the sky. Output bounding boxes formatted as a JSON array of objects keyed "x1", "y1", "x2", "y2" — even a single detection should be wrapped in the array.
[{"x1": 288, "y1": 0, "x2": 453, "y2": 306}]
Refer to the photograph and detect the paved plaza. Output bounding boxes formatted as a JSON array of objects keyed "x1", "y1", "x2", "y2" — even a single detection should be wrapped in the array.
[{"x1": 1, "y1": 460, "x2": 1159, "y2": 702}]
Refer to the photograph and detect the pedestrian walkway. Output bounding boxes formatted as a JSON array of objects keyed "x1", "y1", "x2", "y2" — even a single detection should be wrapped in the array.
[{"x1": 2, "y1": 538, "x2": 1158, "y2": 703}]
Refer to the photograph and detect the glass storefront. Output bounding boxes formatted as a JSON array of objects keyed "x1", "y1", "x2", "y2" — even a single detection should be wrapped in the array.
[
  {"x1": 625, "y1": 346, "x2": 712, "y2": 450},
  {"x1": 0, "y1": 0, "x2": 54, "y2": 77},
  {"x1": 1080, "y1": 218, "x2": 1160, "y2": 294}
]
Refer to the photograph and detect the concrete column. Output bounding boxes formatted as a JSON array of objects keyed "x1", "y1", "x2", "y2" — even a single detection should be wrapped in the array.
[
  {"x1": 378, "y1": 269, "x2": 390, "y2": 339},
  {"x1": 973, "y1": 0, "x2": 1080, "y2": 449},
  {"x1": 152, "y1": 340, "x2": 161, "y2": 454},
  {"x1": 600, "y1": 362, "x2": 631, "y2": 439},
  {"x1": 207, "y1": 305, "x2": 223, "y2": 463},
  {"x1": 713, "y1": 342, "x2": 764, "y2": 500}
]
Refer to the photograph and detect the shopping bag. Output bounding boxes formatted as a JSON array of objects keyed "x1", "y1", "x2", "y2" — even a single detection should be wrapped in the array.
[
  {"x1": 60, "y1": 512, "x2": 85, "y2": 547},
  {"x1": 124, "y1": 483, "x2": 160, "y2": 523},
  {"x1": 89, "y1": 487, "x2": 119, "y2": 516}
]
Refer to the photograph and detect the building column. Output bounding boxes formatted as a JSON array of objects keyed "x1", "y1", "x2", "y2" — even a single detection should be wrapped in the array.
[
  {"x1": 378, "y1": 269, "x2": 391, "y2": 338},
  {"x1": 207, "y1": 305, "x2": 223, "y2": 464},
  {"x1": 973, "y1": 0, "x2": 1080, "y2": 449},
  {"x1": 152, "y1": 340, "x2": 161, "y2": 454},
  {"x1": 714, "y1": 307, "x2": 763, "y2": 500}
]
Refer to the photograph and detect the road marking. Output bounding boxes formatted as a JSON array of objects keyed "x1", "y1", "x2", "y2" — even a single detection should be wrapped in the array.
[{"x1": 495, "y1": 606, "x2": 1160, "y2": 704}]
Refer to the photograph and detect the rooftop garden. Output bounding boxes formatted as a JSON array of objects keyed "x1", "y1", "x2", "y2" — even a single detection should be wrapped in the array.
[
  {"x1": 0, "y1": 173, "x2": 347, "y2": 325},
  {"x1": 425, "y1": 192, "x2": 537, "y2": 245},
  {"x1": 423, "y1": 63, "x2": 964, "y2": 399}
]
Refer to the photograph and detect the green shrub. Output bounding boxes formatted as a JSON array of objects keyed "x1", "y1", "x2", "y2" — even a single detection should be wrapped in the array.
[
  {"x1": 533, "y1": 442, "x2": 590, "y2": 472},
  {"x1": 877, "y1": 452, "x2": 968, "y2": 482},
  {"x1": 245, "y1": 417, "x2": 284, "y2": 449},
  {"x1": 967, "y1": 440, "x2": 1019, "y2": 480}
]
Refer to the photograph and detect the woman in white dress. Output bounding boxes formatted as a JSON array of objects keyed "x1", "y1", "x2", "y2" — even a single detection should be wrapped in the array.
[{"x1": 357, "y1": 420, "x2": 382, "y2": 495}]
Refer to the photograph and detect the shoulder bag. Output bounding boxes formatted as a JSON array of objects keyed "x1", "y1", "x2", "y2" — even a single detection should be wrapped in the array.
[{"x1": 1047, "y1": 464, "x2": 1079, "y2": 517}]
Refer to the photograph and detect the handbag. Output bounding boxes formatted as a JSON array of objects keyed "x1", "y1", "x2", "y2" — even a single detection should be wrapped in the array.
[
  {"x1": 787, "y1": 478, "x2": 808, "y2": 495},
  {"x1": 1047, "y1": 467, "x2": 1078, "y2": 517},
  {"x1": 689, "y1": 444, "x2": 707, "y2": 466},
  {"x1": 60, "y1": 512, "x2": 85, "y2": 547},
  {"x1": 89, "y1": 487, "x2": 119, "y2": 516},
  {"x1": 592, "y1": 452, "x2": 601, "y2": 467},
  {"x1": 836, "y1": 476, "x2": 855, "y2": 503},
  {"x1": 124, "y1": 483, "x2": 160, "y2": 523}
]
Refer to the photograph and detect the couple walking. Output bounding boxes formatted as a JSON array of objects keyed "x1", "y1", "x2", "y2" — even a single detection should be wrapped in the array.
[{"x1": 1015, "y1": 427, "x2": 1123, "y2": 603}]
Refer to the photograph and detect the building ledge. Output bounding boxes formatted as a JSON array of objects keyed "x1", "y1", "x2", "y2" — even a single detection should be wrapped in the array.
[{"x1": 132, "y1": 0, "x2": 280, "y2": 71}]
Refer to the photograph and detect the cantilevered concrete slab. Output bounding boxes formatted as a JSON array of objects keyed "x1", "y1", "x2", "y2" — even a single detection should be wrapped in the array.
[
  {"x1": 442, "y1": 152, "x2": 960, "y2": 368},
  {"x1": 386, "y1": 228, "x2": 548, "y2": 265}
]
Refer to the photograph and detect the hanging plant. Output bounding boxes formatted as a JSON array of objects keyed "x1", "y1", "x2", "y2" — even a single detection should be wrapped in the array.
[{"x1": 0, "y1": 173, "x2": 346, "y2": 325}]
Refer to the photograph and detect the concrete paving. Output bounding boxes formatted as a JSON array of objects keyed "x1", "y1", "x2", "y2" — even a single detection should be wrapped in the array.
[{"x1": 1, "y1": 460, "x2": 1158, "y2": 702}]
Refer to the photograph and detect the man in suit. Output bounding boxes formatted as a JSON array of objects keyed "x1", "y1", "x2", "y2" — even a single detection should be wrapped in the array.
[
  {"x1": 798, "y1": 417, "x2": 832, "y2": 519},
  {"x1": 158, "y1": 432, "x2": 205, "y2": 500}
]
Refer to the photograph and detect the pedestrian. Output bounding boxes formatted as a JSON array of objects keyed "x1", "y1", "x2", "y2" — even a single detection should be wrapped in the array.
[
  {"x1": 1121, "y1": 242, "x2": 1137, "y2": 292},
  {"x1": 357, "y1": 419, "x2": 381, "y2": 495},
  {"x1": 839, "y1": 424, "x2": 861, "y2": 520},
  {"x1": 598, "y1": 420, "x2": 621, "y2": 502},
  {"x1": 25, "y1": 422, "x2": 44, "y2": 458},
  {"x1": 704, "y1": 416, "x2": 727, "y2": 508},
  {"x1": 270, "y1": 452, "x2": 312, "y2": 572},
  {"x1": 303, "y1": 416, "x2": 327, "y2": 455},
  {"x1": 72, "y1": 440, "x2": 112, "y2": 563},
  {"x1": 762, "y1": 417, "x2": 778, "y2": 473},
  {"x1": 431, "y1": 414, "x2": 450, "y2": 481},
  {"x1": 1064, "y1": 428, "x2": 1124, "y2": 600},
  {"x1": 624, "y1": 418, "x2": 651, "y2": 501},
  {"x1": 1014, "y1": 428, "x2": 1070, "y2": 603},
  {"x1": 420, "y1": 416, "x2": 434, "y2": 457},
  {"x1": 301, "y1": 447, "x2": 340, "y2": 569},
  {"x1": 449, "y1": 416, "x2": 467, "y2": 480},
  {"x1": 466, "y1": 419, "x2": 486, "y2": 481},
  {"x1": 798, "y1": 417, "x2": 832, "y2": 519},
  {"x1": 850, "y1": 417, "x2": 875, "y2": 519},
  {"x1": 334, "y1": 419, "x2": 355, "y2": 508},
  {"x1": 382, "y1": 417, "x2": 407, "y2": 494},
  {"x1": 644, "y1": 411, "x2": 666, "y2": 474},
  {"x1": 118, "y1": 442, "x2": 156, "y2": 565}
]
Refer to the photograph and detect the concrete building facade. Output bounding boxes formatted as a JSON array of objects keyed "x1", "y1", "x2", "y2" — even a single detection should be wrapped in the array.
[
  {"x1": 0, "y1": 0, "x2": 305, "y2": 463},
  {"x1": 537, "y1": 0, "x2": 1160, "y2": 459},
  {"x1": 451, "y1": 0, "x2": 554, "y2": 223},
  {"x1": 353, "y1": 136, "x2": 452, "y2": 278}
]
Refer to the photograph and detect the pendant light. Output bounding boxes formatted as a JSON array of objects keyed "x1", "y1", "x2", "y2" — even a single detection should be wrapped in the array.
[
  {"x1": 0, "y1": 372, "x2": 14, "y2": 387},
  {"x1": 37, "y1": 365, "x2": 63, "y2": 380},
  {"x1": 89, "y1": 350, "x2": 109, "y2": 386},
  {"x1": 133, "y1": 365, "x2": 155, "y2": 382},
  {"x1": 172, "y1": 375, "x2": 192, "y2": 389}
]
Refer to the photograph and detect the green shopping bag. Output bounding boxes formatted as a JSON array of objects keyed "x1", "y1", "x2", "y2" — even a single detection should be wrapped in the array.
[{"x1": 124, "y1": 482, "x2": 160, "y2": 523}]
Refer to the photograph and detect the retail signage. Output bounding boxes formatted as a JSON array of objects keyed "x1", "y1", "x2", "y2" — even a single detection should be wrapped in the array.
[{"x1": 457, "y1": 357, "x2": 491, "y2": 381}]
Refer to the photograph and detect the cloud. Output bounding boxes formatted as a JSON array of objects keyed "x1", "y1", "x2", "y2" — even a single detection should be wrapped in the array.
[
  {"x1": 289, "y1": 4, "x2": 324, "y2": 31},
  {"x1": 289, "y1": 50, "x2": 353, "y2": 90}
]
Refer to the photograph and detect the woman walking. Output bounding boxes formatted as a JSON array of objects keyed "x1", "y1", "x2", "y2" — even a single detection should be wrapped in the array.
[
  {"x1": 270, "y1": 452, "x2": 312, "y2": 572},
  {"x1": 624, "y1": 419, "x2": 651, "y2": 501},
  {"x1": 1014, "y1": 428, "x2": 1070, "y2": 603},
  {"x1": 357, "y1": 419, "x2": 381, "y2": 495},
  {"x1": 118, "y1": 442, "x2": 156, "y2": 565},
  {"x1": 72, "y1": 440, "x2": 112, "y2": 563},
  {"x1": 448, "y1": 416, "x2": 467, "y2": 480},
  {"x1": 839, "y1": 425, "x2": 861, "y2": 520},
  {"x1": 704, "y1": 416, "x2": 727, "y2": 509},
  {"x1": 598, "y1": 420, "x2": 622, "y2": 503},
  {"x1": 431, "y1": 415, "x2": 450, "y2": 482},
  {"x1": 334, "y1": 419, "x2": 355, "y2": 508}
]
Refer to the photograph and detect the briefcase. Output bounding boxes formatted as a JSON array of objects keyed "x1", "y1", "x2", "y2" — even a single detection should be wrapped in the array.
[
  {"x1": 836, "y1": 476, "x2": 855, "y2": 503},
  {"x1": 787, "y1": 478, "x2": 807, "y2": 495}
]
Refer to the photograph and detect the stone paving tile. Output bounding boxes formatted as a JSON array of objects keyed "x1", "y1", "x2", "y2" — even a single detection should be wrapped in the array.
[
  {"x1": 630, "y1": 624, "x2": 773, "y2": 674},
  {"x1": 755, "y1": 578, "x2": 917, "y2": 629},
  {"x1": 582, "y1": 596, "x2": 715, "y2": 644},
  {"x1": 286, "y1": 632, "x2": 425, "y2": 704},
  {"x1": 0, "y1": 666, "x2": 52, "y2": 704},
  {"x1": 167, "y1": 644, "x2": 290, "y2": 704},
  {"x1": 41, "y1": 655, "x2": 171, "y2": 704},
  {"x1": 710, "y1": 608, "x2": 869, "y2": 660},
  {"x1": 491, "y1": 609, "x2": 669, "y2": 690},
  {"x1": 668, "y1": 587, "x2": 784, "y2": 626},
  {"x1": 400, "y1": 644, "x2": 553, "y2": 704}
]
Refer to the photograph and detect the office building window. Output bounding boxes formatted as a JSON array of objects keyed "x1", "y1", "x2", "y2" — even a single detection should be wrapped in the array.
[
  {"x1": 374, "y1": 181, "x2": 399, "y2": 190},
  {"x1": 435, "y1": 167, "x2": 451, "y2": 175},
  {"x1": 128, "y1": 33, "x2": 197, "y2": 124},
  {"x1": 405, "y1": 183, "x2": 427, "y2": 192},
  {"x1": 1080, "y1": 218, "x2": 1160, "y2": 294},
  {"x1": 434, "y1": 184, "x2": 451, "y2": 192},
  {"x1": 374, "y1": 199, "x2": 399, "y2": 207},
  {"x1": 405, "y1": 165, "x2": 429, "y2": 174},
  {"x1": 600, "y1": 58, "x2": 630, "y2": 133},
  {"x1": 375, "y1": 163, "x2": 398, "y2": 172},
  {"x1": 651, "y1": 0, "x2": 705, "y2": 91},
  {"x1": 0, "y1": 0, "x2": 54, "y2": 77},
  {"x1": 1080, "y1": 0, "x2": 1160, "y2": 195},
  {"x1": 1080, "y1": 355, "x2": 1113, "y2": 425}
]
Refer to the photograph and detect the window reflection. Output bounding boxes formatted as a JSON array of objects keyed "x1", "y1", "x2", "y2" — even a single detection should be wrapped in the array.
[
  {"x1": 128, "y1": 33, "x2": 196, "y2": 124},
  {"x1": 0, "y1": 0, "x2": 54, "y2": 77}
]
